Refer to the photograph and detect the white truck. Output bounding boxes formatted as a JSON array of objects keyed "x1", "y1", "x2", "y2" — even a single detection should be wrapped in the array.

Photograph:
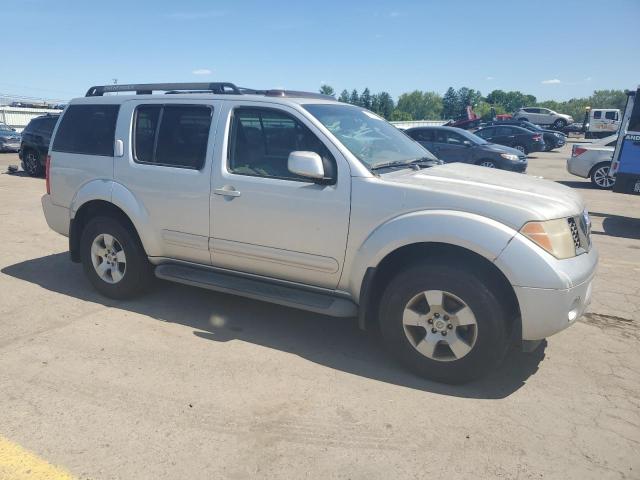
[{"x1": 584, "y1": 108, "x2": 621, "y2": 139}]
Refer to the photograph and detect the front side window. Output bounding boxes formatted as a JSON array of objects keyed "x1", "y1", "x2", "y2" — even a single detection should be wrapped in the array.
[
  {"x1": 605, "y1": 111, "x2": 617, "y2": 120},
  {"x1": 496, "y1": 127, "x2": 512, "y2": 136},
  {"x1": 228, "y1": 107, "x2": 336, "y2": 182},
  {"x1": 475, "y1": 128, "x2": 493, "y2": 139},
  {"x1": 408, "y1": 129, "x2": 434, "y2": 142},
  {"x1": 593, "y1": 111, "x2": 602, "y2": 119},
  {"x1": 303, "y1": 104, "x2": 434, "y2": 169},
  {"x1": 133, "y1": 104, "x2": 212, "y2": 169},
  {"x1": 445, "y1": 131, "x2": 466, "y2": 145},
  {"x1": 52, "y1": 104, "x2": 119, "y2": 156}
]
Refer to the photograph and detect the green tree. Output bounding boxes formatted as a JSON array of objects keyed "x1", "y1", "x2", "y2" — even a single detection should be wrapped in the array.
[
  {"x1": 390, "y1": 109, "x2": 413, "y2": 121},
  {"x1": 442, "y1": 87, "x2": 458, "y2": 119},
  {"x1": 360, "y1": 88, "x2": 372, "y2": 109},
  {"x1": 589, "y1": 89, "x2": 627, "y2": 110},
  {"x1": 319, "y1": 84, "x2": 335, "y2": 97},
  {"x1": 338, "y1": 89, "x2": 349, "y2": 103},
  {"x1": 396, "y1": 90, "x2": 443, "y2": 120},
  {"x1": 376, "y1": 91, "x2": 395, "y2": 119},
  {"x1": 349, "y1": 89, "x2": 360, "y2": 106},
  {"x1": 456, "y1": 87, "x2": 482, "y2": 115}
]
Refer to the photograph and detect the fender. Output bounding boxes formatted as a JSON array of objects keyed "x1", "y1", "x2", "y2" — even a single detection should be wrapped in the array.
[
  {"x1": 70, "y1": 180, "x2": 162, "y2": 256},
  {"x1": 346, "y1": 210, "x2": 519, "y2": 301}
]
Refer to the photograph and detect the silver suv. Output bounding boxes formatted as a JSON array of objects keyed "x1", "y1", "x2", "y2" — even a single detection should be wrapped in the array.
[
  {"x1": 41, "y1": 83, "x2": 597, "y2": 383},
  {"x1": 514, "y1": 107, "x2": 574, "y2": 129}
]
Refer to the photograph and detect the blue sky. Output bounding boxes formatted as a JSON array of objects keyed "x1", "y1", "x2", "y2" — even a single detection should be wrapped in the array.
[{"x1": 1, "y1": 0, "x2": 639, "y2": 103}]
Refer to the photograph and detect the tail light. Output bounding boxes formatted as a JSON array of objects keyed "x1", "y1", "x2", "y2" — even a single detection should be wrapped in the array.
[
  {"x1": 532, "y1": 134, "x2": 542, "y2": 142},
  {"x1": 572, "y1": 147, "x2": 588, "y2": 158},
  {"x1": 45, "y1": 154, "x2": 51, "y2": 194}
]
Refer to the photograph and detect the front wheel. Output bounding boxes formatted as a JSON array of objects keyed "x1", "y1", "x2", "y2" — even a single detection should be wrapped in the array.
[
  {"x1": 80, "y1": 216, "x2": 153, "y2": 299},
  {"x1": 23, "y1": 149, "x2": 45, "y2": 177},
  {"x1": 477, "y1": 159, "x2": 497, "y2": 168},
  {"x1": 590, "y1": 163, "x2": 615, "y2": 189},
  {"x1": 378, "y1": 260, "x2": 509, "y2": 383},
  {"x1": 553, "y1": 119, "x2": 567, "y2": 130}
]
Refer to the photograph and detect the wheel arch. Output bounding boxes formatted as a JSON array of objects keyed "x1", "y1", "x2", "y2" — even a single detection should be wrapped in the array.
[{"x1": 350, "y1": 211, "x2": 521, "y2": 334}]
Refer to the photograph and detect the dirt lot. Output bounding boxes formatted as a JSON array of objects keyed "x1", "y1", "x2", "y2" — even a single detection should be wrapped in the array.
[{"x1": 0, "y1": 144, "x2": 639, "y2": 480}]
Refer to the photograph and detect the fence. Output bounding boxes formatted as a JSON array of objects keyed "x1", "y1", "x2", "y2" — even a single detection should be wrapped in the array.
[
  {"x1": 0, "y1": 106, "x2": 63, "y2": 132},
  {"x1": 390, "y1": 120, "x2": 448, "y2": 129}
]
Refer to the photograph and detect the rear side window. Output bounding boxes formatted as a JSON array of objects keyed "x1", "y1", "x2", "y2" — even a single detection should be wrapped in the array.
[
  {"x1": 133, "y1": 104, "x2": 212, "y2": 169},
  {"x1": 407, "y1": 129, "x2": 434, "y2": 142},
  {"x1": 475, "y1": 128, "x2": 493, "y2": 138},
  {"x1": 593, "y1": 111, "x2": 602, "y2": 119},
  {"x1": 52, "y1": 105, "x2": 119, "y2": 156},
  {"x1": 605, "y1": 111, "x2": 617, "y2": 120},
  {"x1": 496, "y1": 127, "x2": 512, "y2": 136}
]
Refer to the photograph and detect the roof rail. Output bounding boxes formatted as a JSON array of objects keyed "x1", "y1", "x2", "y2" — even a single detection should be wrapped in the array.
[
  {"x1": 85, "y1": 82, "x2": 241, "y2": 97},
  {"x1": 240, "y1": 88, "x2": 334, "y2": 100}
]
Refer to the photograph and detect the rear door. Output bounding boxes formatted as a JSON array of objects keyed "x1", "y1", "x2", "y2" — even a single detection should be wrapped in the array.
[
  {"x1": 407, "y1": 128, "x2": 436, "y2": 153},
  {"x1": 114, "y1": 99, "x2": 219, "y2": 264},
  {"x1": 437, "y1": 130, "x2": 472, "y2": 163}
]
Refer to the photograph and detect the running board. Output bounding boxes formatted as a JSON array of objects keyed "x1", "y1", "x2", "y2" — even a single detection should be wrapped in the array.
[{"x1": 154, "y1": 264, "x2": 357, "y2": 318}]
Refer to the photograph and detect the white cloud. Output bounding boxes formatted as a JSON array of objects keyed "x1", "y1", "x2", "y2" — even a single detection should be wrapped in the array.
[
  {"x1": 165, "y1": 11, "x2": 225, "y2": 20},
  {"x1": 485, "y1": 76, "x2": 494, "y2": 80},
  {"x1": 541, "y1": 79, "x2": 561, "y2": 84},
  {"x1": 192, "y1": 69, "x2": 212, "y2": 75}
]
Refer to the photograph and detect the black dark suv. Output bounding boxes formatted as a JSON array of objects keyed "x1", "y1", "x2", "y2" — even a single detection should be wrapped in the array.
[
  {"x1": 473, "y1": 125, "x2": 546, "y2": 155},
  {"x1": 19, "y1": 114, "x2": 60, "y2": 177},
  {"x1": 481, "y1": 120, "x2": 566, "y2": 151}
]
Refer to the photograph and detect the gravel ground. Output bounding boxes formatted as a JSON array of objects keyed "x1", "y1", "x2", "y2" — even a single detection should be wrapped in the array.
[{"x1": 0, "y1": 144, "x2": 638, "y2": 480}]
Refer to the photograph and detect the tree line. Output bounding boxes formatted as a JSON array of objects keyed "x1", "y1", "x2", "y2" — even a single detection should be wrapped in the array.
[{"x1": 319, "y1": 84, "x2": 628, "y2": 123}]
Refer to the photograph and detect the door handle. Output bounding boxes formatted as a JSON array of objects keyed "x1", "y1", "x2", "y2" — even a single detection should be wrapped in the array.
[{"x1": 214, "y1": 187, "x2": 241, "y2": 197}]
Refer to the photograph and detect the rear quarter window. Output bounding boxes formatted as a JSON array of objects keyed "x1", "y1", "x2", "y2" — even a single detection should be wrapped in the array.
[{"x1": 52, "y1": 104, "x2": 119, "y2": 156}]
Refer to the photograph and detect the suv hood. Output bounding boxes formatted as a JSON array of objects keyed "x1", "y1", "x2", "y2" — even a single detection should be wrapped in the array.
[{"x1": 379, "y1": 163, "x2": 584, "y2": 230}]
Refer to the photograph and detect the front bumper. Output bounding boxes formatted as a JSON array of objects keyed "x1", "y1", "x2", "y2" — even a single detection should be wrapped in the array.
[
  {"x1": 503, "y1": 161, "x2": 528, "y2": 173},
  {"x1": 495, "y1": 233, "x2": 598, "y2": 340}
]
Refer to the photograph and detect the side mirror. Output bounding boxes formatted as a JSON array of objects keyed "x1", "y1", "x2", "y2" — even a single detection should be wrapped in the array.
[
  {"x1": 463, "y1": 140, "x2": 473, "y2": 147},
  {"x1": 288, "y1": 151, "x2": 325, "y2": 180}
]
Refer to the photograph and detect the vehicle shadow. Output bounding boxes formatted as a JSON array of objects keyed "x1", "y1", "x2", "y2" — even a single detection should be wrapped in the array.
[
  {"x1": 2, "y1": 252, "x2": 547, "y2": 399},
  {"x1": 589, "y1": 211, "x2": 640, "y2": 240},
  {"x1": 557, "y1": 180, "x2": 597, "y2": 190}
]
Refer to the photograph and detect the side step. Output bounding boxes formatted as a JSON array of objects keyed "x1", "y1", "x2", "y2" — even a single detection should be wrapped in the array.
[{"x1": 154, "y1": 264, "x2": 357, "y2": 318}]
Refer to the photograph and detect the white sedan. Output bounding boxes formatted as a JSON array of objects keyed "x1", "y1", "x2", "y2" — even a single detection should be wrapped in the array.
[{"x1": 566, "y1": 135, "x2": 618, "y2": 189}]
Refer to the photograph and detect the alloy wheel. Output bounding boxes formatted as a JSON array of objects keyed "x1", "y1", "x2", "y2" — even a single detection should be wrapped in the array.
[
  {"x1": 91, "y1": 233, "x2": 127, "y2": 284},
  {"x1": 479, "y1": 160, "x2": 496, "y2": 168},
  {"x1": 593, "y1": 165, "x2": 615, "y2": 188},
  {"x1": 402, "y1": 290, "x2": 478, "y2": 362},
  {"x1": 25, "y1": 151, "x2": 39, "y2": 175}
]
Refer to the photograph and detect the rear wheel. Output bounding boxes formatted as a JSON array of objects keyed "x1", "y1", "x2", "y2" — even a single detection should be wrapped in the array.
[
  {"x1": 590, "y1": 162, "x2": 615, "y2": 189},
  {"x1": 23, "y1": 149, "x2": 44, "y2": 177},
  {"x1": 378, "y1": 260, "x2": 509, "y2": 383},
  {"x1": 80, "y1": 216, "x2": 153, "y2": 299},
  {"x1": 514, "y1": 144, "x2": 527, "y2": 154}
]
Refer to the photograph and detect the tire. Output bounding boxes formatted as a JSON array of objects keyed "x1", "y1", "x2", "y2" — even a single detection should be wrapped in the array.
[
  {"x1": 590, "y1": 162, "x2": 615, "y2": 189},
  {"x1": 476, "y1": 159, "x2": 497, "y2": 168},
  {"x1": 80, "y1": 216, "x2": 153, "y2": 299},
  {"x1": 23, "y1": 149, "x2": 45, "y2": 177},
  {"x1": 514, "y1": 144, "x2": 527, "y2": 155},
  {"x1": 553, "y1": 119, "x2": 567, "y2": 130},
  {"x1": 378, "y1": 259, "x2": 509, "y2": 384}
]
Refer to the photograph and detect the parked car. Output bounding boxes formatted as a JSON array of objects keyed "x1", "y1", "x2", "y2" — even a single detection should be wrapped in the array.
[
  {"x1": 513, "y1": 107, "x2": 574, "y2": 130},
  {"x1": 567, "y1": 135, "x2": 618, "y2": 189},
  {"x1": 563, "y1": 122, "x2": 585, "y2": 136},
  {"x1": 473, "y1": 125, "x2": 546, "y2": 154},
  {"x1": 41, "y1": 82, "x2": 597, "y2": 384},
  {"x1": 405, "y1": 126, "x2": 527, "y2": 171},
  {"x1": 0, "y1": 122, "x2": 21, "y2": 152},
  {"x1": 482, "y1": 120, "x2": 566, "y2": 151},
  {"x1": 19, "y1": 114, "x2": 60, "y2": 177}
]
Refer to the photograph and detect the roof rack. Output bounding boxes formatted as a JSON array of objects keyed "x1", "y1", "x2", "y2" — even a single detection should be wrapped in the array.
[
  {"x1": 85, "y1": 82, "x2": 241, "y2": 97},
  {"x1": 84, "y1": 82, "x2": 335, "y2": 101}
]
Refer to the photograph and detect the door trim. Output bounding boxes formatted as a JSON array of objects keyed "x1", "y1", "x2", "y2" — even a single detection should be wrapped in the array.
[{"x1": 210, "y1": 238, "x2": 340, "y2": 273}]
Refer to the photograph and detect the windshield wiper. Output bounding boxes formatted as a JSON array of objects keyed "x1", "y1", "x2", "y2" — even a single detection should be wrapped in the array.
[{"x1": 370, "y1": 157, "x2": 443, "y2": 172}]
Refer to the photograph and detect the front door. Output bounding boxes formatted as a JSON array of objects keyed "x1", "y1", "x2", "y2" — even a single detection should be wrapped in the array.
[
  {"x1": 492, "y1": 126, "x2": 516, "y2": 148},
  {"x1": 209, "y1": 102, "x2": 351, "y2": 288},
  {"x1": 436, "y1": 130, "x2": 472, "y2": 163},
  {"x1": 115, "y1": 100, "x2": 218, "y2": 264}
]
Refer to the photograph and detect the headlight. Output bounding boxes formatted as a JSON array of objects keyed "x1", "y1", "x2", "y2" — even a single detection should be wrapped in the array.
[
  {"x1": 520, "y1": 218, "x2": 576, "y2": 259},
  {"x1": 554, "y1": 132, "x2": 562, "y2": 137},
  {"x1": 500, "y1": 153, "x2": 519, "y2": 161}
]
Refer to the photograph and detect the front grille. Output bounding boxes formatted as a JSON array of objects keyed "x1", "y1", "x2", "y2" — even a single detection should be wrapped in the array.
[
  {"x1": 568, "y1": 217, "x2": 581, "y2": 249},
  {"x1": 568, "y1": 214, "x2": 591, "y2": 253}
]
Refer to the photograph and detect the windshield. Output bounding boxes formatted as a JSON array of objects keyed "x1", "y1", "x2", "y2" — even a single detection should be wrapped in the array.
[{"x1": 303, "y1": 104, "x2": 435, "y2": 169}]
